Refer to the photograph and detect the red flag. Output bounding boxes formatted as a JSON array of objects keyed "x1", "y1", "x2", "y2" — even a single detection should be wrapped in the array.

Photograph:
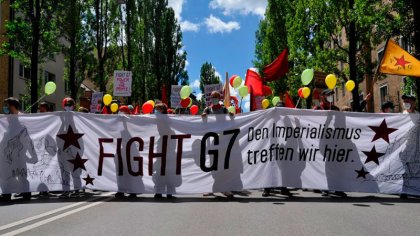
[
  {"x1": 284, "y1": 91, "x2": 295, "y2": 108},
  {"x1": 263, "y1": 85, "x2": 272, "y2": 96},
  {"x1": 245, "y1": 69, "x2": 264, "y2": 96},
  {"x1": 263, "y1": 49, "x2": 289, "y2": 82},
  {"x1": 101, "y1": 106, "x2": 110, "y2": 114}
]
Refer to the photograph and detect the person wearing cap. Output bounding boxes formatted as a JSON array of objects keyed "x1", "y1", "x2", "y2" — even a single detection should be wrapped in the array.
[
  {"x1": 62, "y1": 97, "x2": 76, "y2": 112},
  {"x1": 119, "y1": 105, "x2": 131, "y2": 115},
  {"x1": 381, "y1": 101, "x2": 394, "y2": 113},
  {"x1": 78, "y1": 107, "x2": 89, "y2": 113},
  {"x1": 314, "y1": 89, "x2": 339, "y2": 111},
  {"x1": 402, "y1": 94, "x2": 418, "y2": 114},
  {"x1": 38, "y1": 102, "x2": 50, "y2": 113},
  {"x1": 3, "y1": 97, "x2": 21, "y2": 115}
]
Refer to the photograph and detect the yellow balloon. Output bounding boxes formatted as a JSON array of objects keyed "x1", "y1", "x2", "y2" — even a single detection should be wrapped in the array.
[
  {"x1": 262, "y1": 99, "x2": 270, "y2": 109},
  {"x1": 302, "y1": 87, "x2": 311, "y2": 99},
  {"x1": 103, "y1": 94, "x2": 112, "y2": 106},
  {"x1": 147, "y1": 100, "x2": 155, "y2": 107},
  {"x1": 345, "y1": 80, "x2": 355, "y2": 92},
  {"x1": 325, "y1": 74, "x2": 337, "y2": 90},
  {"x1": 110, "y1": 103, "x2": 119, "y2": 113}
]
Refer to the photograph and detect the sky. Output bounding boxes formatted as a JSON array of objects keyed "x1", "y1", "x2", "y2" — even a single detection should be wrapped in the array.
[{"x1": 167, "y1": 0, "x2": 268, "y2": 111}]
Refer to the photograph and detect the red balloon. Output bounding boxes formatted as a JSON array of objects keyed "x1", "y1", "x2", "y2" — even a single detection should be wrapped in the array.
[
  {"x1": 229, "y1": 75, "x2": 238, "y2": 87},
  {"x1": 181, "y1": 97, "x2": 191, "y2": 108},
  {"x1": 142, "y1": 102, "x2": 153, "y2": 114},
  {"x1": 190, "y1": 105, "x2": 199, "y2": 115},
  {"x1": 298, "y1": 88, "x2": 304, "y2": 98}
]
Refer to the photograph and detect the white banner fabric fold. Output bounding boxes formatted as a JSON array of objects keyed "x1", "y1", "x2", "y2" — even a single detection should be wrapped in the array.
[{"x1": 0, "y1": 108, "x2": 419, "y2": 195}]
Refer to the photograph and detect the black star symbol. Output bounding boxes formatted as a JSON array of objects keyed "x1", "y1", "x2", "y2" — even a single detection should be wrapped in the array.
[
  {"x1": 83, "y1": 174, "x2": 95, "y2": 186},
  {"x1": 355, "y1": 167, "x2": 370, "y2": 179},
  {"x1": 57, "y1": 125, "x2": 84, "y2": 150},
  {"x1": 368, "y1": 119, "x2": 398, "y2": 144},
  {"x1": 363, "y1": 146, "x2": 385, "y2": 165},
  {"x1": 68, "y1": 153, "x2": 88, "y2": 172}
]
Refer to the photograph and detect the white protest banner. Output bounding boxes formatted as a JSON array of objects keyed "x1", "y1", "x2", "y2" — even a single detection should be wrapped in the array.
[
  {"x1": 113, "y1": 71, "x2": 132, "y2": 96},
  {"x1": 204, "y1": 84, "x2": 223, "y2": 107},
  {"x1": 170, "y1": 85, "x2": 182, "y2": 108},
  {"x1": 90, "y1": 92, "x2": 103, "y2": 113},
  {"x1": 0, "y1": 108, "x2": 419, "y2": 196}
]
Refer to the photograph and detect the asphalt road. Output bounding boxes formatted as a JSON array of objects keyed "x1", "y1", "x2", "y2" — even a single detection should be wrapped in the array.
[{"x1": 0, "y1": 190, "x2": 419, "y2": 236}]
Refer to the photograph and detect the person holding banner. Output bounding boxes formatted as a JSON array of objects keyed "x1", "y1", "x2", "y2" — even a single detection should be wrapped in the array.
[
  {"x1": 153, "y1": 103, "x2": 180, "y2": 199},
  {"x1": 314, "y1": 89, "x2": 339, "y2": 111},
  {"x1": 381, "y1": 101, "x2": 394, "y2": 113},
  {"x1": 0, "y1": 98, "x2": 37, "y2": 201},
  {"x1": 202, "y1": 91, "x2": 233, "y2": 116},
  {"x1": 38, "y1": 102, "x2": 50, "y2": 113},
  {"x1": 402, "y1": 94, "x2": 418, "y2": 114},
  {"x1": 201, "y1": 91, "x2": 235, "y2": 199}
]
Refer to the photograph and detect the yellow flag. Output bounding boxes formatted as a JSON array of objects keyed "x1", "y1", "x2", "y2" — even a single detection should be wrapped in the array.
[{"x1": 379, "y1": 39, "x2": 420, "y2": 77}]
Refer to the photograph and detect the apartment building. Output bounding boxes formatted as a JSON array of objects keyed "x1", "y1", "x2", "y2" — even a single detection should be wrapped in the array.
[{"x1": 330, "y1": 33, "x2": 413, "y2": 113}]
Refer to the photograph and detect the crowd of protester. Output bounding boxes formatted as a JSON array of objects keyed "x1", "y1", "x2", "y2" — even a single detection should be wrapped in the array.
[{"x1": 0, "y1": 89, "x2": 418, "y2": 202}]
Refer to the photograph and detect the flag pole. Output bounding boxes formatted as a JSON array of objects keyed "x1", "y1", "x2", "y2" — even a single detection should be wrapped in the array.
[
  {"x1": 295, "y1": 97, "x2": 301, "y2": 108},
  {"x1": 374, "y1": 37, "x2": 390, "y2": 81}
]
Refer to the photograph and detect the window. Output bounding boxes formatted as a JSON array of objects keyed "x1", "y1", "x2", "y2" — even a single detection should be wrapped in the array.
[
  {"x1": 44, "y1": 70, "x2": 56, "y2": 84},
  {"x1": 380, "y1": 84, "x2": 388, "y2": 105},
  {"x1": 400, "y1": 37, "x2": 412, "y2": 53},
  {"x1": 19, "y1": 63, "x2": 31, "y2": 79},
  {"x1": 377, "y1": 47, "x2": 385, "y2": 62}
]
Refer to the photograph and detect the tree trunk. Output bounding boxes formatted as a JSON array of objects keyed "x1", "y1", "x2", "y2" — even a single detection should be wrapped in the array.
[
  {"x1": 412, "y1": 0, "x2": 420, "y2": 110},
  {"x1": 69, "y1": 0, "x2": 77, "y2": 100},
  {"x1": 126, "y1": 0, "x2": 133, "y2": 103},
  {"x1": 30, "y1": 0, "x2": 41, "y2": 113},
  {"x1": 348, "y1": 0, "x2": 359, "y2": 112}
]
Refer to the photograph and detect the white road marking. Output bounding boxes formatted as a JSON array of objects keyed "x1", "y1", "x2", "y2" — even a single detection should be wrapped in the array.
[{"x1": 0, "y1": 192, "x2": 114, "y2": 235}]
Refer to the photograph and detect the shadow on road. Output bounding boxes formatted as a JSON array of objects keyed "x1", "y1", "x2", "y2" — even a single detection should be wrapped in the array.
[{"x1": 1, "y1": 191, "x2": 420, "y2": 205}]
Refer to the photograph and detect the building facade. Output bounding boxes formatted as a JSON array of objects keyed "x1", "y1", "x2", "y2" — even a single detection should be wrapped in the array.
[{"x1": 332, "y1": 36, "x2": 412, "y2": 113}]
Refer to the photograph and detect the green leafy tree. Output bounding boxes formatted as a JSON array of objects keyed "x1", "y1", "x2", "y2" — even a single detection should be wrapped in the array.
[
  {"x1": 386, "y1": 0, "x2": 420, "y2": 109},
  {"x1": 199, "y1": 62, "x2": 220, "y2": 94},
  {"x1": 254, "y1": 0, "x2": 291, "y2": 96},
  {"x1": 0, "y1": 0, "x2": 64, "y2": 112},
  {"x1": 285, "y1": 0, "x2": 391, "y2": 111}
]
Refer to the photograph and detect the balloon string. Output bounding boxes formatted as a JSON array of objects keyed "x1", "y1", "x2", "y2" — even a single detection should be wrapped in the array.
[{"x1": 24, "y1": 95, "x2": 46, "y2": 113}]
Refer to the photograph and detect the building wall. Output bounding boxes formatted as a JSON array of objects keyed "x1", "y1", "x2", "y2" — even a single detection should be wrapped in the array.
[
  {"x1": 12, "y1": 53, "x2": 66, "y2": 112},
  {"x1": 0, "y1": 1, "x2": 10, "y2": 109}
]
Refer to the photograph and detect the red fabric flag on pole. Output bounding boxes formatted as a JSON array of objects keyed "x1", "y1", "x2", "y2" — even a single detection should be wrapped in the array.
[
  {"x1": 245, "y1": 69, "x2": 264, "y2": 96},
  {"x1": 284, "y1": 91, "x2": 295, "y2": 108},
  {"x1": 245, "y1": 69, "x2": 264, "y2": 112},
  {"x1": 263, "y1": 48, "x2": 289, "y2": 82}
]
